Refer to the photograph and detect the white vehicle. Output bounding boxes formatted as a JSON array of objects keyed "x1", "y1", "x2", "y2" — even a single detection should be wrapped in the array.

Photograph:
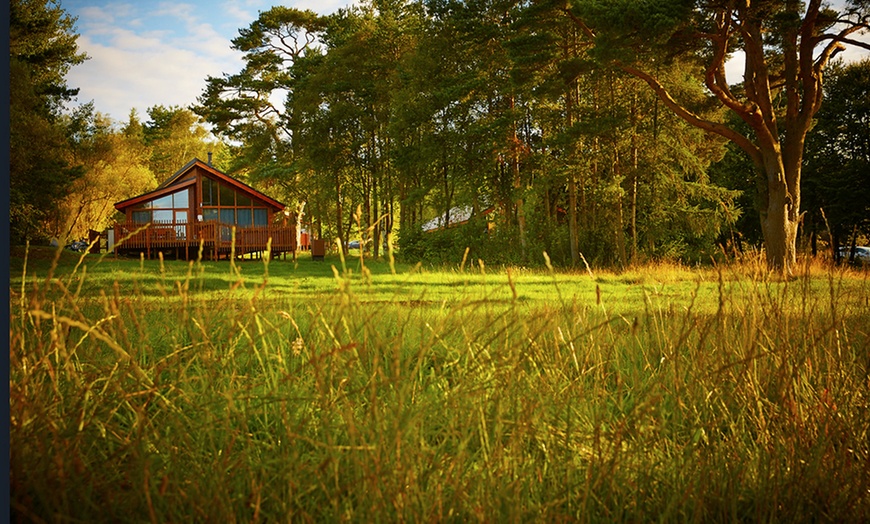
[{"x1": 838, "y1": 246, "x2": 870, "y2": 264}]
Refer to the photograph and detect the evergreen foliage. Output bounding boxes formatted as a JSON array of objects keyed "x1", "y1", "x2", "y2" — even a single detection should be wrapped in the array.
[
  {"x1": 193, "y1": 0, "x2": 756, "y2": 267},
  {"x1": 9, "y1": 0, "x2": 87, "y2": 244},
  {"x1": 9, "y1": 0, "x2": 868, "y2": 268},
  {"x1": 803, "y1": 59, "x2": 870, "y2": 257}
]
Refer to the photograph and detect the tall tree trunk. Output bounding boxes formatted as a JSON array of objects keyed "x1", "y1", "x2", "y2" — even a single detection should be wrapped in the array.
[
  {"x1": 372, "y1": 173, "x2": 379, "y2": 258},
  {"x1": 398, "y1": 169, "x2": 410, "y2": 236},
  {"x1": 613, "y1": 148, "x2": 627, "y2": 267},
  {"x1": 442, "y1": 146, "x2": 452, "y2": 229},
  {"x1": 760, "y1": 145, "x2": 801, "y2": 272},
  {"x1": 334, "y1": 173, "x2": 343, "y2": 247},
  {"x1": 509, "y1": 95, "x2": 527, "y2": 257},
  {"x1": 569, "y1": 175, "x2": 579, "y2": 266},
  {"x1": 364, "y1": 133, "x2": 376, "y2": 256},
  {"x1": 610, "y1": 72, "x2": 627, "y2": 267},
  {"x1": 629, "y1": 91, "x2": 639, "y2": 265},
  {"x1": 566, "y1": 89, "x2": 580, "y2": 266},
  {"x1": 564, "y1": 25, "x2": 581, "y2": 265}
]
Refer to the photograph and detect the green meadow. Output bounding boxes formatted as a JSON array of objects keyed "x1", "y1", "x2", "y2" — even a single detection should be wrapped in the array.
[{"x1": 10, "y1": 246, "x2": 870, "y2": 522}]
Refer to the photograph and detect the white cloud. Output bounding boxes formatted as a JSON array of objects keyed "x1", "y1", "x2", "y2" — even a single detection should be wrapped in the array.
[
  {"x1": 74, "y1": 5, "x2": 116, "y2": 26},
  {"x1": 68, "y1": 24, "x2": 244, "y2": 122},
  {"x1": 220, "y1": 1, "x2": 259, "y2": 26},
  {"x1": 153, "y1": 2, "x2": 196, "y2": 19},
  {"x1": 290, "y1": 0, "x2": 354, "y2": 14},
  {"x1": 64, "y1": 0, "x2": 365, "y2": 124}
]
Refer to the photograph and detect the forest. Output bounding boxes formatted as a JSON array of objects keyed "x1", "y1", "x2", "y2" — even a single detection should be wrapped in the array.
[{"x1": 10, "y1": 0, "x2": 870, "y2": 273}]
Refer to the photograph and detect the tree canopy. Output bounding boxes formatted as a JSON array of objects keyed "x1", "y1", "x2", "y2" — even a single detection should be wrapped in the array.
[
  {"x1": 10, "y1": 0, "x2": 869, "y2": 268},
  {"x1": 8, "y1": 0, "x2": 232, "y2": 244},
  {"x1": 10, "y1": 0, "x2": 88, "y2": 244},
  {"x1": 564, "y1": 0, "x2": 870, "y2": 273},
  {"x1": 194, "y1": 0, "x2": 760, "y2": 265},
  {"x1": 803, "y1": 58, "x2": 870, "y2": 257}
]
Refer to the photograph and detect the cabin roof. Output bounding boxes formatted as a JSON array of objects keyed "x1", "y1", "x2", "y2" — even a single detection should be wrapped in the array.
[{"x1": 114, "y1": 158, "x2": 286, "y2": 212}]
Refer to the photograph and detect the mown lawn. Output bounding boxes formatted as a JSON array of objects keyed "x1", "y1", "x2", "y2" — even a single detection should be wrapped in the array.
[
  {"x1": 9, "y1": 245, "x2": 792, "y2": 316},
  {"x1": 10, "y1": 246, "x2": 870, "y2": 522}
]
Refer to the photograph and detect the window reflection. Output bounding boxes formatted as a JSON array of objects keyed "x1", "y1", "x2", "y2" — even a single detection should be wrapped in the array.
[
  {"x1": 219, "y1": 183, "x2": 235, "y2": 206},
  {"x1": 237, "y1": 209, "x2": 252, "y2": 226},
  {"x1": 174, "y1": 189, "x2": 189, "y2": 208},
  {"x1": 152, "y1": 195, "x2": 173, "y2": 209},
  {"x1": 153, "y1": 210, "x2": 172, "y2": 223},
  {"x1": 202, "y1": 178, "x2": 216, "y2": 205}
]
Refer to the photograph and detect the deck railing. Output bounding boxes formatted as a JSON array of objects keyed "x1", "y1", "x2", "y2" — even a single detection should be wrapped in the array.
[{"x1": 113, "y1": 221, "x2": 296, "y2": 258}]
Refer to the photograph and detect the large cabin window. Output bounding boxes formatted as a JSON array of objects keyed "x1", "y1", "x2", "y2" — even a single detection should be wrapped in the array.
[
  {"x1": 131, "y1": 188, "x2": 191, "y2": 224},
  {"x1": 219, "y1": 183, "x2": 234, "y2": 207},
  {"x1": 152, "y1": 194, "x2": 173, "y2": 209},
  {"x1": 153, "y1": 210, "x2": 173, "y2": 222},
  {"x1": 201, "y1": 176, "x2": 270, "y2": 227},
  {"x1": 202, "y1": 177, "x2": 217, "y2": 206},
  {"x1": 237, "y1": 209, "x2": 252, "y2": 227}
]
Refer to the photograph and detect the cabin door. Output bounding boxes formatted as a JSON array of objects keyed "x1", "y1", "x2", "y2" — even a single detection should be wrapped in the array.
[{"x1": 175, "y1": 211, "x2": 188, "y2": 240}]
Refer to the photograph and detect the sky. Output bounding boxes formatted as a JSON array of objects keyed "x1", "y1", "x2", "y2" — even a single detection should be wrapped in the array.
[
  {"x1": 62, "y1": 1, "x2": 868, "y2": 125},
  {"x1": 62, "y1": 0, "x2": 356, "y2": 123}
]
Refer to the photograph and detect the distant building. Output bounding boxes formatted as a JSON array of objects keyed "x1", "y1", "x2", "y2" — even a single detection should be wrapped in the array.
[{"x1": 421, "y1": 206, "x2": 494, "y2": 232}]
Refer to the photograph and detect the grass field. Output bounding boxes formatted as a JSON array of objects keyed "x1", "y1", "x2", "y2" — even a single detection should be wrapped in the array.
[{"x1": 9, "y1": 246, "x2": 870, "y2": 522}]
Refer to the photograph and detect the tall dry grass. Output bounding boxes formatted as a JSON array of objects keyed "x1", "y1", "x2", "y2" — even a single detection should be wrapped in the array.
[{"x1": 9, "y1": 247, "x2": 870, "y2": 522}]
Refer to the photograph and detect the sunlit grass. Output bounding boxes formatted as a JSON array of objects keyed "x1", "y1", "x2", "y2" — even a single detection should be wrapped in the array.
[{"x1": 10, "y1": 246, "x2": 870, "y2": 521}]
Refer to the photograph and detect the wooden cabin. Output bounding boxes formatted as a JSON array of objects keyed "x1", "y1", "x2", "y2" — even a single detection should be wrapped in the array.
[{"x1": 113, "y1": 158, "x2": 295, "y2": 260}]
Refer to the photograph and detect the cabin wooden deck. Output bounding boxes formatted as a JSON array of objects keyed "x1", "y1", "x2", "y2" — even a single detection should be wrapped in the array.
[{"x1": 113, "y1": 222, "x2": 296, "y2": 260}]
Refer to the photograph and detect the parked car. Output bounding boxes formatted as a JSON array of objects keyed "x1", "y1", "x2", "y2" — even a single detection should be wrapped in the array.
[
  {"x1": 65, "y1": 239, "x2": 88, "y2": 253},
  {"x1": 346, "y1": 239, "x2": 361, "y2": 250},
  {"x1": 838, "y1": 246, "x2": 870, "y2": 264}
]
